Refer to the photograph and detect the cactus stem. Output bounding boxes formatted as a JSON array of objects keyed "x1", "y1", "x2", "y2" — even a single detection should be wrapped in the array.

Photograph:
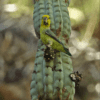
[{"x1": 65, "y1": 93, "x2": 70, "y2": 100}]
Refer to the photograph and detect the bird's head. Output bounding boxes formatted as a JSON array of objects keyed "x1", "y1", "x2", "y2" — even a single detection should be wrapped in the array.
[{"x1": 41, "y1": 15, "x2": 51, "y2": 27}]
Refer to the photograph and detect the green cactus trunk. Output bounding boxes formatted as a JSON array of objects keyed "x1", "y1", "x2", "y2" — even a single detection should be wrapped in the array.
[{"x1": 30, "y1": 0, "x2": 75, "y2": 100}]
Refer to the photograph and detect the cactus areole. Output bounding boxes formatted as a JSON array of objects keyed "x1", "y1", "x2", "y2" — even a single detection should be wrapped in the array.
[{"x1": 30, "y1": 0, "x2": 75, "y2": 100}]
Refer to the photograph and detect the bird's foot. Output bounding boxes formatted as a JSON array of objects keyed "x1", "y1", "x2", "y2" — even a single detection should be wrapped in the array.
[
  {"x1": 47, "y1": 43, "x2": 52, "y2": 48},
  {"x1": 47, "y1": 44, "x2": 51, "y2": 47},
  {"x1": 47, "y1": 41, "x2": 53, "y2": 47}
]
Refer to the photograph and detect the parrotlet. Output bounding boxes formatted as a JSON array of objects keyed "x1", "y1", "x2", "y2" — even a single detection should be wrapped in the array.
[{"x1": 40, "y1": 15, "x2": 72, "y2": 56}]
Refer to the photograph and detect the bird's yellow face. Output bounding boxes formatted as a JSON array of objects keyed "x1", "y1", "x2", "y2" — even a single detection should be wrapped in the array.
[{"x1": 41, "y1": 15, "x2": 51, "y2": 27}]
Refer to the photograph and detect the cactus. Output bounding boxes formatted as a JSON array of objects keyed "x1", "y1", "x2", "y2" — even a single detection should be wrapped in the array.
[{"x1": 30, "y1": 0, "x2": 75, "y2": 100}]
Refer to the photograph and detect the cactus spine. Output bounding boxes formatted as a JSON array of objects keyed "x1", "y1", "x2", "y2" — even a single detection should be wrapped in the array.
[{"x1": 30, "y1": 0, "x2": 75, "y2": 100}]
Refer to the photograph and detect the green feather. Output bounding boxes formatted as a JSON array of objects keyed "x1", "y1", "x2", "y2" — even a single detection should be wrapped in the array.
[{"x1": 63, "y1": 47, "x2": 72, "y2": 56}]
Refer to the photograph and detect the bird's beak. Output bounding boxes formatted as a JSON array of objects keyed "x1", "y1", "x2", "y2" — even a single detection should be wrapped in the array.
[{"x1": 43, "y1": 17, "x2": 48, "y2": 25}]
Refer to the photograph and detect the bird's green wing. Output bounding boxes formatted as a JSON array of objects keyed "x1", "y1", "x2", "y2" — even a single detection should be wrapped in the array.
[
  {"x1": 43, "y1": 29, "x2": 71, "y2": 56},
  {"x1": 44, "y1": 29, "x2": 63, "y2": 45}
]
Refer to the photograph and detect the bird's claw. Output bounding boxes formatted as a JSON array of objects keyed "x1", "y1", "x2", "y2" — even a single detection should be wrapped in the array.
[{"x1": 47, "y1": 45, "x2": 51, "y2": 47}]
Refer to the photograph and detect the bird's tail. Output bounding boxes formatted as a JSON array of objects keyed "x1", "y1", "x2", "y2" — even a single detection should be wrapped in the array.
[{"x1": 64, "y1": 47, "x2": 72, "y2": 56}]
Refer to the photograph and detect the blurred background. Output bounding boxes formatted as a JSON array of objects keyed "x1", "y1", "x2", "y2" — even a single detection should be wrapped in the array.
[{"x1": 0, "y1": 0, "x2": 100, "y2": 100}]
